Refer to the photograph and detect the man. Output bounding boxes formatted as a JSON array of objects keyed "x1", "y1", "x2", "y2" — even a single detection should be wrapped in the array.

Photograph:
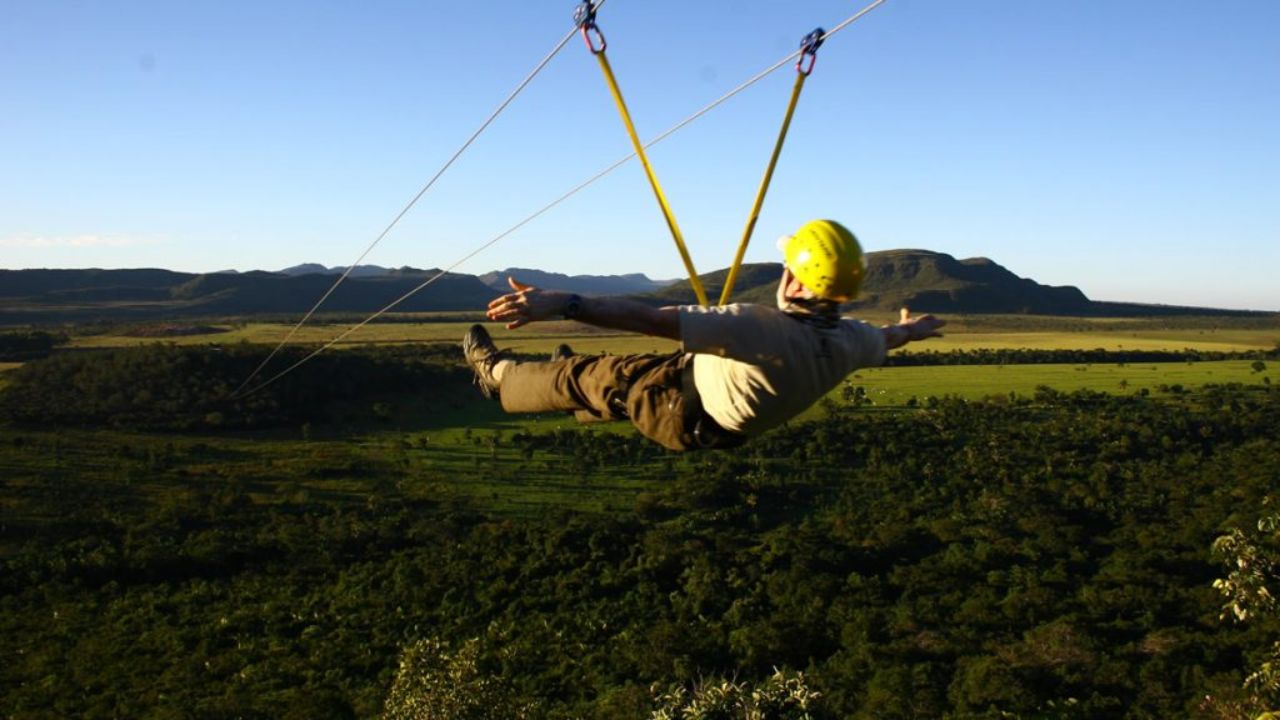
[{"x1": 462, "y1": 219, "x2": 945, "y2": 451}]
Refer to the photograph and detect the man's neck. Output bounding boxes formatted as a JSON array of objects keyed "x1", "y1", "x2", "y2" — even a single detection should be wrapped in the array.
[{"x1": 781, "y1": 297, "x2": 841, "y2": 328}]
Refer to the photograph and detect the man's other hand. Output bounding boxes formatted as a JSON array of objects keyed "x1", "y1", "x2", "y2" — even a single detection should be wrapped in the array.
[
  {"x1": 883, "y1": 307, "x2": 947, "y2": 349},
  {"x1": 899, "y1": 307, "x2": 946, "y2": 342},
  {"x1": 486, "y1": 277, "x2": 571, "y2": 329}
]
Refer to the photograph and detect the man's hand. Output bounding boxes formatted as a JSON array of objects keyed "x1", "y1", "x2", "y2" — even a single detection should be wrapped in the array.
[
  {"x1": 899, "y1": 307, "x2": 946, "y2": 342},
  {"x1": 883, "y1": 307, "x2": 946, "y2": 350},
  {"x1": 486, "y1": 277, "x2": 572, "y2": 329}
]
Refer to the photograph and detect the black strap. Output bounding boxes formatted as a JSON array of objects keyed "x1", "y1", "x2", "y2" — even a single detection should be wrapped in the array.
[{"x1": 681, "y1": 356, "x2": 747, "y2": 449}]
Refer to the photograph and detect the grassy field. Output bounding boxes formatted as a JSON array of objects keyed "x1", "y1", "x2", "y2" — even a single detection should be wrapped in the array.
[
  {"x1": 365, "y1": 358, "x2": 1275, "y2": 511},
  {"x1": 895, "y1": 329, "x2": 1275, "y2": 353},
  {"x1": 456, "y1": 359, "x2": 1273, "y2": 428},
  {"x1": 836, "y1": 359, "x2": 1272, "y2": 409},
  {"x1": 6, "y1": 312, "x2": 1274, "y2": 517},
  {"x1": 3, "y1": 332, "x2": 1275, "y2": 523},
  {"x1": 66, "y1": 320, "x2": 683, "y2": 356},
  {"x1": 426, "y1": 360, "x2": 1274, "y2": 427},
  {"x1": 3, "y1": 360, "x2": 1271, "y2": 523},
  {"x1": 64, "y1": 315, "x2": 1280, "y2": 354}
]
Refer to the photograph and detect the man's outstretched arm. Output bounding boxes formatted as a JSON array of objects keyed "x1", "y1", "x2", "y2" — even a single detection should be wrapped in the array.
[{"x1": 486, "y1": 277, "x2": 681, "y2": 340}]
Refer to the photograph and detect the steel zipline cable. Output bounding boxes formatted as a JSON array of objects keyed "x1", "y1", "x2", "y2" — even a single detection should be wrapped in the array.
[
  {"x1": 232, "y1": 9, "x2": 602, "y2": 396},
  {"x1": 233, "y1": 0, "x2": 888, "y2": 399}
]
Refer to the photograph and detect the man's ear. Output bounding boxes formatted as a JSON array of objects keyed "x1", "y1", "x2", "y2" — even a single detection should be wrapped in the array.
[{"x1": 783, "y1": 269, "x2": 813, "y2": 299}]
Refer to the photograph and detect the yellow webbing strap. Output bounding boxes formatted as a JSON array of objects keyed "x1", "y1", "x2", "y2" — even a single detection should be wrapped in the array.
[
  {"x1": 718, "y1": 71, "x2": 808, "y2": 305},
  {"x1": 593, "y1": 50, "x2": 710, "y2": 307}
]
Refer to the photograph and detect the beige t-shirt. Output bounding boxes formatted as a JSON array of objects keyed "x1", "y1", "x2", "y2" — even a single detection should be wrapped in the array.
[{"x1": 679, "y1": 303, "x2": 886, "y2": 436}]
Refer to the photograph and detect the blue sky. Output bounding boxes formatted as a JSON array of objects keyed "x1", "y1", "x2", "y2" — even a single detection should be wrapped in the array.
[{"x1": 2, "y1": 1, "x2": 1277, "y2": 310}]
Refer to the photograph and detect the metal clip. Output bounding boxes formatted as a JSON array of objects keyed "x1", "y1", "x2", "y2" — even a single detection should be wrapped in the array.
[
  {"x1": 796, "y1": 27, "x2": 825, "y2": 76},
  {"x1": 572, "y1": 0, "x2": 596, "y2": 28},
  {"x1": 573, "y1": 1, "x2": 606, "y2": 54}
]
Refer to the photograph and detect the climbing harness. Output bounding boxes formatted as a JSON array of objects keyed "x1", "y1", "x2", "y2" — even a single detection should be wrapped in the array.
[{"x1": 234, "y1": 0, "x2": 889, "y2": 398}]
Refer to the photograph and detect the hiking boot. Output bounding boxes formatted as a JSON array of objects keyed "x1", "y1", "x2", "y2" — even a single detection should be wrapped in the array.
[
  {"x1": 462, "y1": 324, "x2": 506, "y2": 400},
  {"x1": 551, "y1": 343, "x2": 574, "y2": 362}
]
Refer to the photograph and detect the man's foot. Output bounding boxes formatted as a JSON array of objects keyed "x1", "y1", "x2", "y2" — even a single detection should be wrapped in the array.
[
  {"x1": 462, "y1": 324, "x2": 505, "y2": 400},
  {"x1": 551, "y1": 343, "x2": 574, "y2": 362}
]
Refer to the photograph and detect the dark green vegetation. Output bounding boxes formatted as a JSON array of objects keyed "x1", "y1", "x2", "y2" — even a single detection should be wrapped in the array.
[
  {"x1": 0, "y1": 344, "x2": 470, "y2": 431},
  {"x1": 2, "y1": 344, "x2": 1279, "y2": 718},
  {"x1": 0, "y1": 329, "x2": 67, "y2": 361}
]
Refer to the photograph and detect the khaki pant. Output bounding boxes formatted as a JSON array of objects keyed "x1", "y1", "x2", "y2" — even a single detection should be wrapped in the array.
[{"x1": 500, "y1": 353, "x2": 699, "y2": 451}]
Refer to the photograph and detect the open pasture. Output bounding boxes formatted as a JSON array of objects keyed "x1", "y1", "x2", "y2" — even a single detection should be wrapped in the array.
[
  {"x1": 67, "y1": 317, "x2": 481, "y2": 348},
  {"x1": 67, "y1": 319, "x2": 682, "y2": 356},
  {"x1": 64, "y1": 314, "x2": 1278, "y2": 354},
  {"x1": 405, "y1": 360, "x2": 1276, "y2": 509},
  {"x1": 342, "y1": 359, "x2": 1277, "y2": 442},
  {"x1": 438, "y1": 360, "x2": 1272, "y2": 427},
  {"x1": 896, "y1": 329, "x2": 1274, "y2": 354},
  {"x1": 841, "y1": 359, "x2": 1272, "y2": 409}
]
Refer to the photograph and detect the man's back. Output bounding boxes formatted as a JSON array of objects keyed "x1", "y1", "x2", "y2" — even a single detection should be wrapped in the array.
[{"x1": 680, "y1": 303, "x2": 886, "y2": 435}]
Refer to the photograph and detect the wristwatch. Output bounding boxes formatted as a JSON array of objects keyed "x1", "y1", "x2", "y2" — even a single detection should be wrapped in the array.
[{"x1": 562, "y1": 294, "x2": 583, "y2": 320}]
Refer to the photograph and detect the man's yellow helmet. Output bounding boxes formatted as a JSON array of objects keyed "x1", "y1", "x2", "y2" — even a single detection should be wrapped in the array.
[{"x1": 779, "y1": 219, "x2": 865, "y2": 301}]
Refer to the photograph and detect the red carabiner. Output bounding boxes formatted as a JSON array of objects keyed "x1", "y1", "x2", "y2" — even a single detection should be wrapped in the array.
[
  {"x1": 573, "y1": 1, "x2": 606, "y2": 54},
  {"x1": 796, "y1": 50, "x2": 817, "y2": 76},
  {"x1": 581, "y1": 22, "x2": 607, "y2": 54}
]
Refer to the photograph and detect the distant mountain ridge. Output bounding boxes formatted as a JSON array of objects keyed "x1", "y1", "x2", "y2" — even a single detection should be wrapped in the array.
[
  {"x1": 273, "y1": 264, "x2": 674, "y2": 296},
  {"x1": 860, "y1": 250, "x2": 1091, "y2": 315},
  {"x1": 645, "y1": 250, "x2": 1088, "y2": 313},
  {"x1": 275, "y1": 264, "x2": 675, "y2": 296},
  {"x1": 477, "y1": 268, "x2": 670, "y2": 296},
  {"x1": 279, "y1": 263, "x2": 401, "y2": 278},
  {"x1": 634, "y1": 249, "x2": 1267, "y2": 316},
  {"x1": 1, "y1": 251, "x2": 1272, "y2": 323},
  {"x1": 0, "y1": 267, "x2": 496, "y2": 323}
]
